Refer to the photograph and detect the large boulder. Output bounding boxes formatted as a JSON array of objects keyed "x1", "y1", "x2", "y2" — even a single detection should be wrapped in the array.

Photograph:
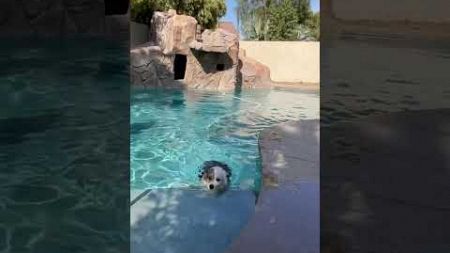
[
  {"x1": 239, "y1": 49, "x2": 273, "y2": 88},
  {"x1": 139, "y1": 11, "x2": 275, "y2": 90},
  {"x1": 150, "y1": 10, "x2": 198, "y2": 55},
  {"x1": 184, "y1": 26, "x2": 240, "y2": 90},
  {"x1": 189, "y1": 28, "x2": 238, "y2": 54},
  {"x1": 218, "y1": 21, "x2": 238, "y2": 34},
  {"x1": 184, "y1": 50, "x2": 238, "y2": 90},
  {"x1": 130, "y1": 44, "x2": 179, "y2": 88}
]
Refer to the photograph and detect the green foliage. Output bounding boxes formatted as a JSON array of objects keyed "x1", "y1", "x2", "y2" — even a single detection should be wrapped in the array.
[
  {"x1": 306, "y1": 12, "x2": 319, "y2": 40},
  {"x1": 130, "y1": 0, "x2": 152, "y2": 24},
  {"x1": 237, "y1": 0, "x2": 272, "y2": 40},
  {"x1": 130, "y1": 0, "x2": 226, "y2": 29},
  {"x1": 267, "y1": 0, "x2": 298, "y2": 40},
  {"x1": 166, "y1": 0, "x2": 185, "y2": 13},
  {"x1": 184, "y1": 0, "x2": 227, "y2": 28},
  {"x1": 237, "y1": 0, "x2": 319, "y2": 41},
  {"x1": 130, "y1": 0, "x2": 164, "y2": 24},
  {"x1": 296, "y1": 11, "x2": 319, "y2": 40},
  {"x1": 294, "y1": 0, "x2": 312, "y2": 24}
]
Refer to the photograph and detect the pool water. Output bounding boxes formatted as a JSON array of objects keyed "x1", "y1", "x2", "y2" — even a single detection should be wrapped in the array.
[
  {"x1": 1, "y1": 38, "x2": 130, "y2": 252},
  {"x1": 131, "y1": 87, "x2": 319, "y2": 191}
]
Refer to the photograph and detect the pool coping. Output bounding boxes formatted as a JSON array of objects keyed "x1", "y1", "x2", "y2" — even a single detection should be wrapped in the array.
[{"x1": 226, "y1": 119, "x2": 320, "y2": 253}]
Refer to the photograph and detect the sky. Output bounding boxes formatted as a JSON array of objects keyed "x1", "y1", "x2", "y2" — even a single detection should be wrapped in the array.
[{"x1": 221, "y1": 0, "x2": 320, "y2": 29}]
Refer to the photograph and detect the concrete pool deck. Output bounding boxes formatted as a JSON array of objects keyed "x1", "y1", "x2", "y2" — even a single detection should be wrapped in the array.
[
  {"x1": 227, "y1": 120, "x2": 320, "y2": 253},
  {"x1": 271, "y1": 82, "x2": 320, "y2": 92},
  {"x1": 321, "y1": 110, "x2": 450, "y2": 252}
]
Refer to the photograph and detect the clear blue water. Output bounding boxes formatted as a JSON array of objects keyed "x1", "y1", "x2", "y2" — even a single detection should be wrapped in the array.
[
  {"x1": 1, "y1": 38, "x2": 129, "y2": 252},
  {"x1": 131, "y1": 87, "x2": 319, "y2": 191}
]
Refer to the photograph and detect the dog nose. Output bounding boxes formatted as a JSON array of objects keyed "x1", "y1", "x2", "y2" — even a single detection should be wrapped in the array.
[{"x1": 209, "y1": 184, "x2": 214, "y2": 190}]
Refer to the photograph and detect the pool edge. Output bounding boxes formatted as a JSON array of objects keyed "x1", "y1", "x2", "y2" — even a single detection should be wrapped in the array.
[{"x1": 226, "y1": 119, "x2": 320, "y2": 253}]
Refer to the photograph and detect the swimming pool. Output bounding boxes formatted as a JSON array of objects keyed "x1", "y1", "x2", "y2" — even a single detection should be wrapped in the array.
[
  {"x1": 130, "y1": 87, "x2": 319, "y2": 253},
  {"x1": 1, "y1": 38, "x2": 130, "y2": 252},
  {"x1": 131, "y1": 87, "x2": 319, "y2": 191}
]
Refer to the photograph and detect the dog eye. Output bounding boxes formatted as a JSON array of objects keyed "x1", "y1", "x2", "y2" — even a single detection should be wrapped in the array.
[{"x1": 216, "y1": 178, "x2": 221, "y2": 182}]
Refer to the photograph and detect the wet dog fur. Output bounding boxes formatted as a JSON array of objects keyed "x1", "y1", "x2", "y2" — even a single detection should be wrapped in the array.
[{"x1": 198, "y1": 161, "x2": 232, "y2": 193}]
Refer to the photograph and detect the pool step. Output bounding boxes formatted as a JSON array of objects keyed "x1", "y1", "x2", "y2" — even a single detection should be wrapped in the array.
[{"x1": 131, "y1": 188, "x2": 256, "y2": 253}]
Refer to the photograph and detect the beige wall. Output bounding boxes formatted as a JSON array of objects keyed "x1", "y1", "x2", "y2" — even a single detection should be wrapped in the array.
[
  {"x1": 332, "y1": 0, "x2": 450, "y2": 22},
  {"x1": 240, "y1": 41, "x2": 320, "y2": 83}
]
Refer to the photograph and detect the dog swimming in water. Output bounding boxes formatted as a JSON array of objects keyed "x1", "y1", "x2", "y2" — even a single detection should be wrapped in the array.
[{"x1": 198, "y1": 161, "x2": 232, "y2": 193}]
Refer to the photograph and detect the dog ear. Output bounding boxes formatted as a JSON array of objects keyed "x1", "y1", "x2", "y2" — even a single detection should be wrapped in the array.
[
  {"x1": 225, "y1": 170, "x2": 231, "y2": 181},
  {"x1": 224, "y1": 165, "x2": 231, "y2": 178}
]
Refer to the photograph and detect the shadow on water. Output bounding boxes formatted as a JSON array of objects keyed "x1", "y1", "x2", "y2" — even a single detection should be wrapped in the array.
[
  {"x1": 0, "y1": 112, "x2": 62, "y2": 145},
  {"x1": 131, "y1": 121, "x2": 156, "y2": 136}
]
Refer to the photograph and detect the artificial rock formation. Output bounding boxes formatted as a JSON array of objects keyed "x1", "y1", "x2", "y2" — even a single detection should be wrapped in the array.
[
  {"x1": 239, "y1": 49, "x2": 272, "y2": 88},
  {"x1": 131, "y1": 11, "x2": 273, "y2": 90},
  {"x1": 130, "y1": 44, "x2": 177, "y2": 87},
  {"x1": 150, "y1": 10, "x2": 197, "y2": 55},
  {"x1": 189, "y1": 29, "x2": 237, "y2": 53},
  {"x1": 186, "y1": 27, "x2": 240, "y2": 89}
]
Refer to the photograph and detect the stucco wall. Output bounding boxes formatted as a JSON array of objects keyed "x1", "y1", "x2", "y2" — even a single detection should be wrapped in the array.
[
  {"x1": 332, "y1": 0, "x2": 450, "y2": 22},
  {"x1": 239, "y1": 41, "x2": 320, "y2": 83}
]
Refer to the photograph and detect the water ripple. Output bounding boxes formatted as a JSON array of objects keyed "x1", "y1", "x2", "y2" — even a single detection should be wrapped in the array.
[{"x1": 131, "y1": 88, "x2": 319, "y2": 191}]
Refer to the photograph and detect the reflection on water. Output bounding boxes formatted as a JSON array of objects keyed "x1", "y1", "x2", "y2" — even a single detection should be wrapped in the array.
[{"x1": 131, "y1": 88, "x2": 319, "y2": 190}]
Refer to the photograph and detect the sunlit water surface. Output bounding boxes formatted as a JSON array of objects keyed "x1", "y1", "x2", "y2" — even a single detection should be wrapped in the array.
[{"x1": 131, "y1": 88, "x2": 319, "y2": 191}]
